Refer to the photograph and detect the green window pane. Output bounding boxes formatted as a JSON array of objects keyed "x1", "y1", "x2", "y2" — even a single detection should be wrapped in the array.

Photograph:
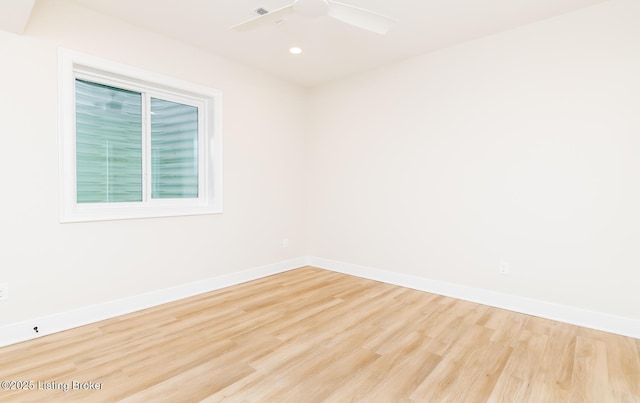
[
  {"x1": 75, "y1": 80, "x2": 143, "y2": 203},
  {"x1": 151, "y1": 98, "x2": 199, "y2": 199}
]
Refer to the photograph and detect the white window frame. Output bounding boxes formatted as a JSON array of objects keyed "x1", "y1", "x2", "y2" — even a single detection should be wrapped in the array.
[{"x1": 58, "y1": 49, "x2": 223, "y2": 222}]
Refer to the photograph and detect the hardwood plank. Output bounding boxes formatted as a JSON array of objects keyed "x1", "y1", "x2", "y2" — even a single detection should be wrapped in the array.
[
  {"x1": 0, "y1": 267, "x2": 638, "y2": 402},
  {"x1": 526, "y1": 324, "x2": 577, "y2": 401},
  {"x1": 569, "y1": 336, "x2": 611, "y2": 403}
]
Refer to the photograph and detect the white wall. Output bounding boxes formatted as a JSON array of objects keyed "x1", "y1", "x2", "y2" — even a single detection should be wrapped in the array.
[
  {"x1": 307, "y1": 0, "x2": 640, "y2": 320},
  {"x1": 0, "y1": 0, "x2": 307, "y2": 326}
]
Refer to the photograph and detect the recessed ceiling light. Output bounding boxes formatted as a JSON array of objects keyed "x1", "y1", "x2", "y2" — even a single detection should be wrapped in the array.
[{"x1": 289, "y1": 47, "x2": 303, "y2": 55}]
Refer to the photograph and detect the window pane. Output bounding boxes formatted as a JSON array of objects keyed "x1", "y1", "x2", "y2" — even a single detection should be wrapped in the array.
[
  {"x1": 75, "y1": 80, "x2": 143, "y2": 203},
  {"x1": 151, "y1": 98, "x2": 199, "y2": 199}
]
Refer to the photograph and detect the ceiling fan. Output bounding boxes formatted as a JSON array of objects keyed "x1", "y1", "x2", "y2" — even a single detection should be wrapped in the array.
[{"x1": 231, "y1": 0, "x2": 397, "y2": 35}]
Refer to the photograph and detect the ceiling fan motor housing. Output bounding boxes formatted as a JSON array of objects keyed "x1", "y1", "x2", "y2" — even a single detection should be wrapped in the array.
[
  {"x1": 293, "y1": 0, "x2": 330, "y2": 18},
  {"x1": 231, "y1": 0, "x2": 395, "y2": 35}
]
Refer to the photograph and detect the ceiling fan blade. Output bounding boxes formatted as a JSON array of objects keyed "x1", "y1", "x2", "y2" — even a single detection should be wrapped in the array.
[
  {"x1": 231, "y1": 5, "x2": 294, "y2": 32},
  {"x1": 327, "y1": 1, "x2": 396, "y2": 35}
]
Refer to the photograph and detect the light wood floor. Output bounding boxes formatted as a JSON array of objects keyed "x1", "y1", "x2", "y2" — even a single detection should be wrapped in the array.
[{"x1": 0, "y1": 267, "x2": 638, "y2": 402}]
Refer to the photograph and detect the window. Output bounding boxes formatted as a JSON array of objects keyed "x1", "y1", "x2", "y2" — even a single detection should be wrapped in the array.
[{"x1": 59, "y1": 49, "x2": 222, "y2": 222}]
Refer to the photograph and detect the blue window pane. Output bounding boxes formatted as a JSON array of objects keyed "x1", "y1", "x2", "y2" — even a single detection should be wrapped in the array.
[
  {"x1": 151, "y1": 98, "x2": 199, "y2": 199},
  {"x1": 75, "y1": 80, "x2": 142, "y2": 203}
]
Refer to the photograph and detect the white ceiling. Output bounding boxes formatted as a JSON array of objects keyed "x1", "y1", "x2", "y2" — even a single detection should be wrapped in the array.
[
  {"x1": 21, "y1": 0, "x2": 610, "y2": 87},
  {"x1": 0, "y1": 0, "x2": 35, "y2": 34}
]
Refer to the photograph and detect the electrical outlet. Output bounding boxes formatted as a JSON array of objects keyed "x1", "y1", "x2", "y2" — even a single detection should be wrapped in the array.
[
  {"x1": 282, "y1": 238, "x2": 289, "y2": 248},
  {"x1": 0, "y1": 283, "x2": 8, "y2": 301},
  {"x1": 499, "y1": 262, "x2": 510, "y2": 275}
]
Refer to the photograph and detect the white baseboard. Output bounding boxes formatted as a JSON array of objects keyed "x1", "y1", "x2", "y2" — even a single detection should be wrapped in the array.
[
  {"x1": 0, "y1": 257, "x2": 307, "y2": 348},
  {"x1": 307, "y1": 256, "x2": 640, "y2": 340},
  {"x1": 2, "y1": 256, "x2": 637, "y2": 348}
]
